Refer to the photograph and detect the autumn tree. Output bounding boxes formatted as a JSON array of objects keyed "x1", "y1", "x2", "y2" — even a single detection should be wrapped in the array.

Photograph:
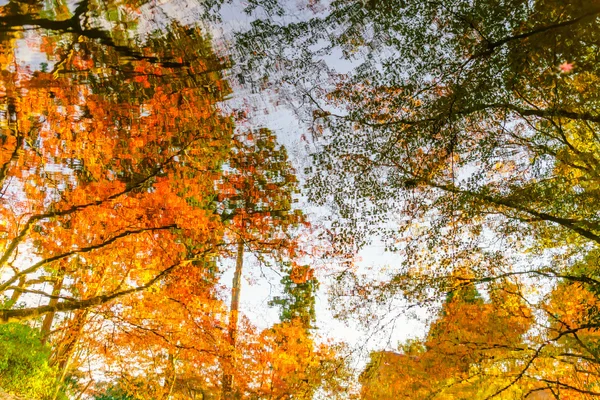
[
  {"x1": 0, "y1": 0, "x2": 241, "y2": 395},
  {"x1": 0, "y1": 0, "x2": 346, "y2": 399},
  {"x1": 361, "y1": 278, "x2": 534, "y2": 399},
  {"x1": 217, "y1": 127, "x2": 306, "y2": 398},
  {"x1": 0, "y1": 1, "x2": 322, "y2": 397},
  {"x1": 227, "y1": 272, "x2": 348, "y2": 400},
  {"x1": 237, "y1": 261, "x2": 350, "y2": 400}
]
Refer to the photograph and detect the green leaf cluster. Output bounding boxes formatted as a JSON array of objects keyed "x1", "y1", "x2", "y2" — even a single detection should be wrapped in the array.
[{"x1": 0, "y1": 323, "x2": 61, "y2": 399}]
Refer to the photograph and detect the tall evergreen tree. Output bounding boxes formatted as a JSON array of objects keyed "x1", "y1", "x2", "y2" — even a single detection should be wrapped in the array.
[{"x1": 270, "y1": 263, "x2": 318, "y2": 329}]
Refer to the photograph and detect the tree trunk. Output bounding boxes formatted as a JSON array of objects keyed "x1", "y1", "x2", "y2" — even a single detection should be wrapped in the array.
[
  {"x1": 222, "y1": 239, "x2": 244, "y2": 399},
  {"x1": 7, "y1": 276, "x2": 26, "y2": 307},
  {"x1": 41, "y1": 274, "x2": 65, "y2": 343}
]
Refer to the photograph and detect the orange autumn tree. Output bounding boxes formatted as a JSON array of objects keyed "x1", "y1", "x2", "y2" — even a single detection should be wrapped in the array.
[
  {"x1": 221, "y1": 262, "x2": 349, "y2": 400},
  {"x1": 82, "y1": 255, "x2": 228, "y2": 400},
  {"x1": 244, "y1": 319, "x2": 348, "y2": 400},
  {"x1": 57, "y1": 22, "x2": 237, "y2": 397},
  {"x1": 261, "y1": 263, "x2": 349, "y2": 400},
  {"x1": 0, "y1": 13, "x2": 237, "y2": 399},
  {"x1": 0, "y1": 18, "x2": 232, "y2": 314},
  {"x1": 361, "y1": 277, "x2": 533, "y2": 399}
]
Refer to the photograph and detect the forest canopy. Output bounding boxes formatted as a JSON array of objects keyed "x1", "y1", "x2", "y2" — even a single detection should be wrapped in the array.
[{"x1": 0, "y1": 0, "x2": 599, "y2": 398}]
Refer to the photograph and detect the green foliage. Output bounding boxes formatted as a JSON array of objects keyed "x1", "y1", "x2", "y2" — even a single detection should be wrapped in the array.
[
  {"x1": 93, "y1": 385, "x2": 135, "y2": 400},
  {"x1": 0, "y1": 323, "x2": 60, "y2": 399},
  {"x1": 445, "y1": 283, "x2": 483, "y2": 305},
  {"x1": 270, "y1": 264, "x2": 318, "y2": 329}
]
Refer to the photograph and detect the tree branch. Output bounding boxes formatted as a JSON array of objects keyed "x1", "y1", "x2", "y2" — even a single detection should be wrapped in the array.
[
  {"x1": 427, "y1": 181, "x2": 600, "y2": 245},
  {"x1": 0, "y1": 249, "x2": 213, "y2": 322},
  {"x1": 0, "y1": 145, "x2": 186, "y2": 270},
  {"x1": 0, "y1": 224, "x2": 177, "y2": 293}
]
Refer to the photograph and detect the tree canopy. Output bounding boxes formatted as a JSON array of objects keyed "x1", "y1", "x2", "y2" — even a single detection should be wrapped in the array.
[
  {"x1": 1, "y1": 0, "x2": 600, "y2": 398},
  {"x1": 233, "y1": 0, "x2": 600, "y2": 396}
]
